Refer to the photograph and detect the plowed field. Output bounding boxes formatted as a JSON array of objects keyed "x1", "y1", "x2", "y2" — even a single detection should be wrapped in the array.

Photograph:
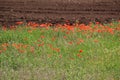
[{"x1": 0, "y1": 0, "x2": 120, "y2": 26}]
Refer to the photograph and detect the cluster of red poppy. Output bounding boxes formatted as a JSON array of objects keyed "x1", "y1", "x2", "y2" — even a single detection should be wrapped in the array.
[
  {"x1": 2, "y1": 20, "x2": 120, "y2": 34},
  {"x1": 0, "y1": 20, "x2": 120, "y2": 59}
]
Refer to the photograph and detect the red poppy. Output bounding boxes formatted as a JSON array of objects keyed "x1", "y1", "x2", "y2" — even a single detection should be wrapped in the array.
[
  {"x1": 0, "y1": 50, "x2": 2, "y2": 54},
  {"x1": 48, "y1": 44, "x2": 53, "y2": 48},
  {"x1": 68, "y1": 41, "x2": 73, "y2": 45},
  {"x1": 10, "y1": 26, "x2": 16, "y2": 30},
  {"x1": 79, "y1": 39, "x2": 84, "y2": 43},
  {"x1": 2, "y1": 26, "x2": 7, "y2": 31},
  {"x1": 40, "y1": 23, "x2": 48, "y2": 27},
  {"x1": 52, "y1": 37, "x2": 56, "y2": 41},
  {"x1": 38, "y1": 42, "x2": 44, "y2": 47},
  {"x1": 53, "y1": 48, "x2": 60, "y2": 52},
  {"x1": 108, "y1": 28, "x2": 114, "y2": 34},
  {"x1": 67, "y1": 26, "x2": 74, "y2": 32},
  {"x1": 66, "y1": 31, "x2": 70, "y2": 34},
  {"x1": 63, "y1": 36, "x2": 67, "y2": 39},
  {"x1": 16, "y1": 21, "x2": 23, "y2": 25},
  {"x1": 79, "y1": 50, "x2": 83, "y2": 53},
  {"x1": 94, "y1": 39, "x2": 99, "y2": 43},
  {"x1": 30, "y1": 47, "x2": 35, "y2": 53},
  {"x1": 77, "y1": 54, "x2": 82, "y2": 58},
  {"x1": 18, "y1": 49, "x2": 25, "y2": 53},
  {"x1": 40, "y1": 35, "x2": 45, "y2": 39},
  {"x1": 96, "y1": 22, "x2": 100, "y2": 24}
]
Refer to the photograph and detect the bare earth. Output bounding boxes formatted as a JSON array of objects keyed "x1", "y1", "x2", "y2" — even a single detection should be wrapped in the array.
[{"x1": 0, "y1": 0, "x2": 120, "y2": 26}]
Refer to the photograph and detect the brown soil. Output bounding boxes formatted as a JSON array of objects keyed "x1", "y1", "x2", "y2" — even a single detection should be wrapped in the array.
[{"x1": 0, "y1": 0, "x2": 120, "y2": 26}]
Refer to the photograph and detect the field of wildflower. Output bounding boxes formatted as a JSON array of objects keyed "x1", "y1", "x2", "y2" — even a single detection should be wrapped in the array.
[{"x1": 0, "y1": 21, "x2": 120, "y2": 80}]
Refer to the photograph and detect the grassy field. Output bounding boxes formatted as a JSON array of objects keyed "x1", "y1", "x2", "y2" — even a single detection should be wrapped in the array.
[{"x1": 0, "y1": 21, "x2": 120, "y2": 80}]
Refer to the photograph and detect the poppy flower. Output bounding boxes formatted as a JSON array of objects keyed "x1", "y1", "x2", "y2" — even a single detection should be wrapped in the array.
[
  {"x1": 66, "y1": 25, "x2": 74, "y2": 32},
  {"x1": 40, "y1": 23, "x2": 48, "y2": 27},
  {"x1": 37, "y1": 39, "x2": 41, "y2": 42},
  {"x1": 2, "y1": 26, "x2": 7, "y2": 31},
  {"x1": 30, "y1": 47, "x2": 35, "y2": 53},
  {"x1": 16, "y1": 21, "x2": 23, "y2": 25},
  {"x1": 38, "y1": 43, "x2": 44, "y2": 47},
  {"x1": 23, "y1": 45, "x2": 28, "y2": 48},
  {"x1": 68, "y1": 41, "x2": 73, "y2": 45},
  {"x1": 94, "y1": 39, "x2": 99, "y2": 43},
  {"x1": 79, "y1": 50, "x2": 83, "y2": 53},
  {"x1": 2, "y1": 43, "x2": 9, "y2": 47},
  {"x1": 66, "y1": 31, "x2": 70, "y2": 34},
  {"x1": 18, "y1": 49, "x2": 25, "y2": 53},
  {"x1": 3, "y1": 48, "x2": 7, "y2": 51},
  {"x1": 79, "y1": 39, "x2": 84, "y2": 43},
  {"x1": 52, "y1": 37, "x2": 56, "y2": 41},
  {"x1": 63, "y1": 36, "x2": 67, "y2": 39},
  {"x1": 10, "y1": 26, "x2": 16, "y2": 30},
  {"x1": 77, "y1": 54, "x2": 82, "y2": 58},
  {"x1": 53, "y1": 48, "x2": 60, "y2": 52},
  {"x1": 48, "y1": 44, "x2": 53, "y2": 48},
  {"x1": 40, "y1": 35, "x2": 45, "y2": 39},
  {"x1": 108, "y1": 28, "x2": 114, "y2": 34},
  {"x1": 0, "y1": 50, "x2": 2, "y2": 54},
  {"x1": 96, "y1": 22, "x2": 100, "y2": 24}
]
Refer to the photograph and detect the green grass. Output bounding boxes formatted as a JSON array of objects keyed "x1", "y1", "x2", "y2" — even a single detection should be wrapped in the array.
[{"x1": 0, "y1": 22, "x2": 120, "y2": 80}]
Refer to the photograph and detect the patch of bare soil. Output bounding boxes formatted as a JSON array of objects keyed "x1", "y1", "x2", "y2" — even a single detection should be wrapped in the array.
[{"x1": 0, "y1": 0, "x2": 120, "y2": 26}]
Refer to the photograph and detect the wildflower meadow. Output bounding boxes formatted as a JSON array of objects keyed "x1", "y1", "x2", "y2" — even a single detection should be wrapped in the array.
[{"x1": 0, "y1": 21, "x2": 120, "y2": 80}]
